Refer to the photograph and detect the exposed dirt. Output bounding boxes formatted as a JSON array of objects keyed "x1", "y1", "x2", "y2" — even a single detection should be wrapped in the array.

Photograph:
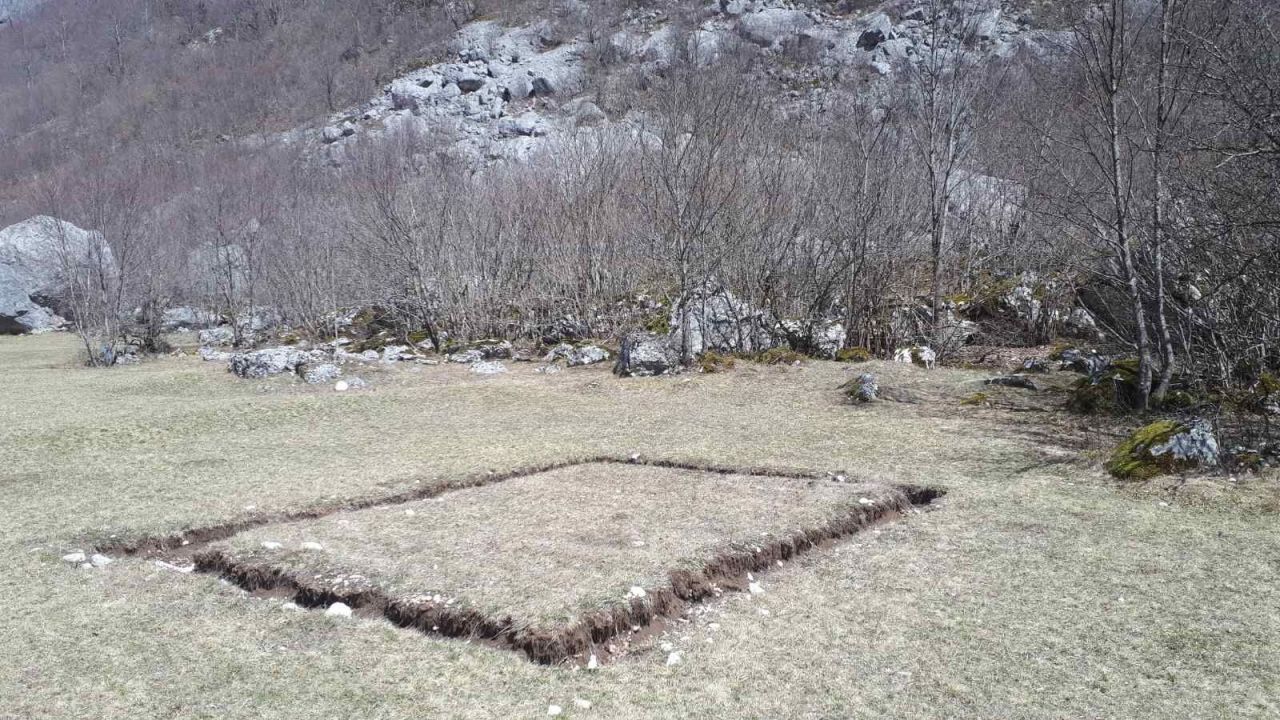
[
  {"x1": 91, "y1": 456, "x2": 841, "y2": 558},
  {"x1": 92, "y1": 457, "x2": 944, "y2": 666},
  {"x1": 196, "y1": 478, "x2": 941, "y2": 665}
]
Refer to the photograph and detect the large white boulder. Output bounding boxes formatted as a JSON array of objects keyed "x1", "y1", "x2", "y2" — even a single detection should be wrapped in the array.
[
  {"x1": 0, "y1": 264, "x2": 61, "y2": 333},
  {"x1": 614, "y1": 332, "x2": 680, "y2": 377},
  {"x1": 228, "y1": 347, "x2": 318, "y2": 379},
  {"x1": 0, "y1": 216, "x2": 112, "y2": 301},
  {"x1": 738, "y1": 9, "x2": 815, "y2": 47},
  {"x1": 0, "y1": 216, "x2": 112, "y2": 333}
]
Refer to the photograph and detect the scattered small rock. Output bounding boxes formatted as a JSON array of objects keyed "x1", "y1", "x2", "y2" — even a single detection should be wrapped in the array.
[
  {"x1": 748, "y1": 582, "x2": 764, "y2": 594},
  {"x1": 300, "y1": 541, "x2": 324, "y2": 551},
  {"x1": 302, "y1": 362, "x2": 342, "y2": 384},
  {"x1": 894, "y1": 346, "x2": 937, "y2": 369},
  {"x1": 985, "y1": 375, "x2": 1039, "y2": 391},
  {"x1": 470, "y1": 360, "x2": 507, "y2": 375},
  {"x1": 89, "y1": 553, "x2": 113, "y2": 568},
  {"x1": 154, "y1": 560, "x2": 194, "y2": 574},
  {"x1": 61, "y1": 551, "x2": 86, "y2": 564},
  {"x1": 1021, "y1": 358, "x2": 1050, "y2": 373},
  {"x1": 325, "y1": 602, "x2": 352, "y2": 618}
]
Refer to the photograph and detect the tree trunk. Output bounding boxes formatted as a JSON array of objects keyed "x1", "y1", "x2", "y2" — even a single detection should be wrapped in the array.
[
  {"x1": 1103, "y1": 0, "x2": 1153, "y2": 410},
  {"x1": 1151, "y1": 0, "x2": 1177, "y2": 403}
]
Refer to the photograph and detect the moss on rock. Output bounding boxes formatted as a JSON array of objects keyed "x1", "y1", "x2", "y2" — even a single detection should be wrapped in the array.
[
  {"x1": 1068, "y1": 357, "x2": 1142, "y2": 413},
  {"x1": 835, "y1": 347, "x2": 872, "y2": 363},
  {"x1": 1105, "y1": 420, "x2": 1190, "y2": 480},
  {"x1": 756, "y1": 347, "x2": 804, "y2": 366},
  {"x1": 697, "y1": 351, "x2": 736, "y2": 374}
]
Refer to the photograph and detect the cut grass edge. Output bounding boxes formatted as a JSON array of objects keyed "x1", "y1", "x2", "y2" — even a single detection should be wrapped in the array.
[
  {"x1": 88, "y1": 456, "x2": 888, "y2": 557},
  {"x1": 191, "y1": 482, "x2": 943, "y2": 666},
  {"x1": 82, "y1": 455, "x2": 945, "y2": 666}
]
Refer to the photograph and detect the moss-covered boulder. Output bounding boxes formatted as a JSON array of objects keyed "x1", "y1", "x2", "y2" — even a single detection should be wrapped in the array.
[
  {"x1": 839, "y1": 372, "x2": 878, "y2": 403},
  {"x1": 697, "y1": 351, "x2": 736, "y2": 373},
  {"x1": 756, "y1": 347, "x2": 804, "y2": 366},
  {"x1": 1068, "y1": 357, "x2": 1140, "y2": 413},
  {"x1": 835, "y1": 346, "x2": 872, "y2": 362},
  {"x1": 1106, "y1": 420, "x2": 1220, "y2": 480}
]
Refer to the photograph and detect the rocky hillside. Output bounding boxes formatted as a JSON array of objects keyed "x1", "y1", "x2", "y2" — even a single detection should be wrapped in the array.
[
  {"x1": 303, "y1": 1, "x2": 1062, "y2": 166},
  {"x1": 0, "y1": 0, "x2": 1275, "y2": 426}
]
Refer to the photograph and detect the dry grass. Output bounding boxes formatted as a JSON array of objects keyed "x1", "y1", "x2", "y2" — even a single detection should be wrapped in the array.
[
  {"x1": 218, "y1": 463, "x2": 902, "y2": 627},
  {"x1": 2, "y1": 333, "x2": 1278, "y2": 719}
]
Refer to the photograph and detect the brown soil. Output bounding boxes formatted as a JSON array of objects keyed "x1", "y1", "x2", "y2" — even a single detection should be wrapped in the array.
[
  {"x1": 92, "y1": 456, "x2": 944, "y2": 666},
  {"x1": 191, "y1": 479, "x2": 942, "y2": 666},
  {"x1": 91, "y1": 456, "x2": 839, "y2": 558}
]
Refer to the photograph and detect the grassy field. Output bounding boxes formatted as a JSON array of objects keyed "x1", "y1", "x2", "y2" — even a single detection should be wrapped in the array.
[
  {"x1": 216, "y1": 462, "x2": 906, "y2": 628},
  {"x1": 1, "y1": 333, "x2": 1277, "y2": 719}
]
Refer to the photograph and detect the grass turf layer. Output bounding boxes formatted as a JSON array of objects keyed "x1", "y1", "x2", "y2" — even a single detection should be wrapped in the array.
[{"x1": 192, "y1": 466, "x2": 925, "y2": 664}]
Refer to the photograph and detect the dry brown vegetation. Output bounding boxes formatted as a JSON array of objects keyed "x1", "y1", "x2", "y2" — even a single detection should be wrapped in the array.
[{"x1": 2, "y1": 333, "x2": 1277, "y2": 718}]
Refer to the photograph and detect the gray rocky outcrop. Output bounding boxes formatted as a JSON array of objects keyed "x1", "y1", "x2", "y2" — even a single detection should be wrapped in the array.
[
  {"x1": 738, "y1": 8, "x2": 814, "y2": 47},
  {"x1": 0, "y1": 216, "x2": 111, "y2": 333},
  {"x1": 0, "y1": 263, "x2": 61, "y2": 333},
  {"x1": 228, "y1": 347, "x2": 323, "y2": 379},
  {"x1": 670, "y1": 283, "x2": 773, "y2": 356},
  {"x1": 614, "y1": 332, "x2": 680, "y2": 377},
  {"x1": 544, "y1": 343, "x2": 610, "y2": 367}
]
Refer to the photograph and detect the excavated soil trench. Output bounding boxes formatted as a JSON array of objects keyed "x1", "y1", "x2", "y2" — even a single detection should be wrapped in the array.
[{"x1": 94, "y1": 457, "x2": 945, "y2": 666}]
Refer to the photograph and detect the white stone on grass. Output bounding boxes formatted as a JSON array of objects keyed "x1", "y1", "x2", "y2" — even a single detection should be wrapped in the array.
[
  {"x1": 470, "y1": 360, "x2": 507, "y2": 375},
  {"x1": 90, "y1": 554, "x2": 113, "y2": 568},
  {"x1": 261, "y1": 541, "x2": 283, "y2": 551},
  {"x1": 573, "y1": 698, "x2": 592, "y2": 710},
  {"x1": 61, "y1": 551, "x2": 86, "y2": 564},
  {"x1": 325, "y1": 602, "x2": 353, "y2": 618},
  {"x1": 300, "y1": 541, "x2": 324, "y2": 552},
  {"x1": 628, "y1": 586, "x2": 646, "y2": 599},
  {"x1": 748, "y1": 582, "x2": 764, "y2": 595},
  {"x1": 586, "y1": 654, "x2": 599, "y2": 670},
  {"x1": 666, "y1": 651, "x2": 683, "y2": 666},
  {"x1": 334, "y1": 380, "x2": 350, "y2": 392},
  {"x1": 547, "y1": 705, "x2": 563, "y2": 717}
]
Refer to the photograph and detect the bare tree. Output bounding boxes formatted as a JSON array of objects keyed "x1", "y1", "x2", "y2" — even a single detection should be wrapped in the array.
[
  {"x1": 631, "y1": 62, "x2": 774, "y2": 363},
  {"x1": 39, "y1": 151, "x2": 153, "y2": 365},
  {"x1": 900, "y1": 0, "x2": 992, "y2": 353}
]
